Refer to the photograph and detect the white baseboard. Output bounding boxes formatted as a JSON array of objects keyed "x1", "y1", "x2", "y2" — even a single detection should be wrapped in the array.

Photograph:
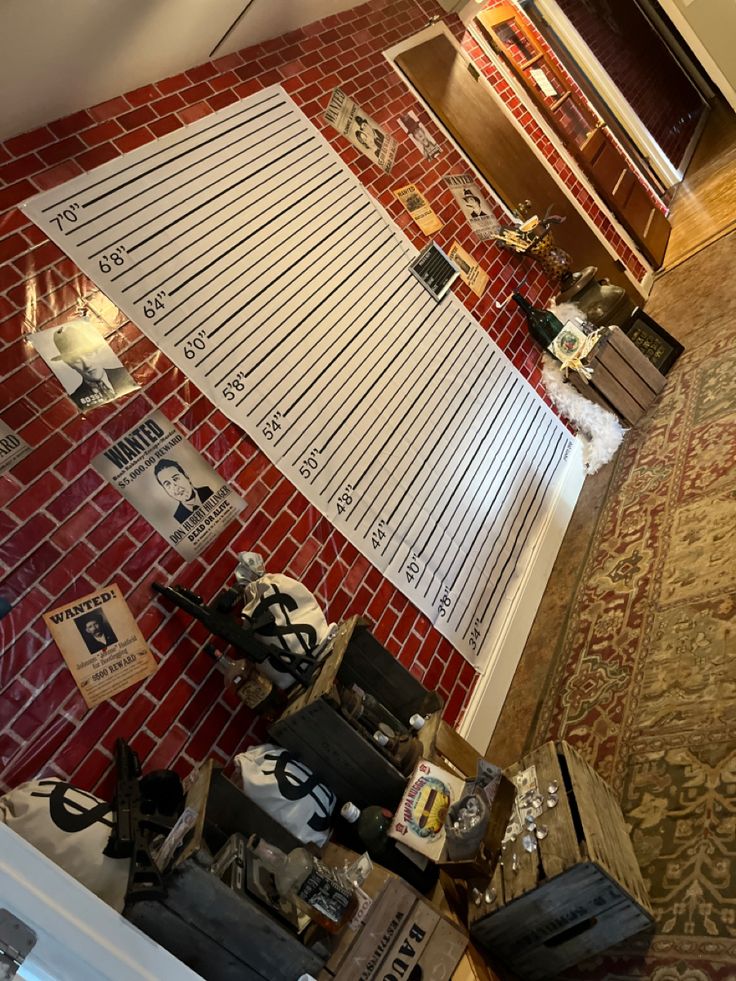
[{"x1": 457, "y1": 437, "x2": 585, "y2": 752}]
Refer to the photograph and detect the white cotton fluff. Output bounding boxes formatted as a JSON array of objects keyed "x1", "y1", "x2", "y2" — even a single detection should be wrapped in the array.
[
  {"x1": 549, "y1": 300, "x2": 589, "y2": 326},
  {"x1": 541, "y1": 353, "x2": 626, "y2": 475}
]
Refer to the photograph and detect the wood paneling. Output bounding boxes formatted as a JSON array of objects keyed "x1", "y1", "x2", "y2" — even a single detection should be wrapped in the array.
[{"x1": 395, "y1": 34, "x2": 637, "y2": 296}]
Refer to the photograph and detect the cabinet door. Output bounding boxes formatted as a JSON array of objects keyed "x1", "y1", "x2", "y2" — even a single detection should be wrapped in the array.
[
  {"x1": 477, "y1": 4, "x2": 670, "y2": 267},
  {"x1": 395, "y1": 34, "x2": 640, "y2": 297}
]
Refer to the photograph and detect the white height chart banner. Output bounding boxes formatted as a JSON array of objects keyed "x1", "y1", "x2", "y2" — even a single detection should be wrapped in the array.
[{"x1": 22, "y1": 86, "x2": 573, "y2": 669}]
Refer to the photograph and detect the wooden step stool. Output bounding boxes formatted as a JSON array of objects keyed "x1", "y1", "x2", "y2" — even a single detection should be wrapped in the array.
[{"x1": 469, "y1": 741, "x2": 654, "y2": 980}]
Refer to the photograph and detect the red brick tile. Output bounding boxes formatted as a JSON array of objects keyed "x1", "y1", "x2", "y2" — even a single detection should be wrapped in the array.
[
  {"x1": 119, "y1": 105, "x2": 156, "y2": 132},
  {"x1": 45, "y1": 469, "x2": 104, "y2": 521},
  {"x1": 208, "y1": 90, "x2": 239, "y2": 112},
  {"x1": 178, "y1": 102, "x2": 213, "y2": 125},
  {"x1": 0, "y1": 152, "x2": 45, "y2": 184},
  {"x1": 37, "y1": 135, "x2": 86, "y2": 166},
  {"x1": 147, "y1": 678, "x2": 195, "y2": 737},
  {"x1": 2, "y1": 718, "x2": 75, "y2": 786},
  {"x1": 71, "y1": 748, "x2": 112, "y2": 791},
  {"x1": 39, "y1": 542, "x2": 94, "y2": 598},
  {"x1": 89, "y1": 96, "x2": 130, "y2": 123},
  {"x1": 5, "y1": 128, "x2": 54, "y2": 157},
  {"x1": 186, "y1": 702, "x2": 232, "y2": 760},
  {"x1": 53, "y1": 702, "x2": 120, "y2": 775},
  {"x1": 48, "y1": 110, "x2": 94, "y2": 140},
  {"x1": 3, "y1": 540, "x2": 62, "y2": 601},
  {"x1": 0, "y1": 232, "x2": 29, "y2": 265},
  {"x1": 77, "y1": 142, "x2": 122, "y2": 171},
  {"x1": 157, "y1": 73, "x2": 191, "y2": 96},
  {"x1": 0, "y1": 731, "x2": 22, "y2": 770},
  {"x1": 144, "y1": 723, "x2": 188, "y2": 772},
  {"x1": 186, "y1": 62, "x2": 219, "y2": 84},
  {"x1": 81, "y1": 120, "x2": 124, "y2": 147},
  {"x1": 114, "y1": 127, "x2": 155, "y2": 153},
  {"x1": 124, "y1": 83, "x2": 161, "y2": 107}
]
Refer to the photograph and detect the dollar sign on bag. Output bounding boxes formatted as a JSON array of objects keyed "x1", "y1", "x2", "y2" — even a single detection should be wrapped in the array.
[
  {"x1": 254, "y1": 587, "x2": 317, "y2": 653},
  {"x1": 262, "y1": 751, "x2": 335, "y2": 832},
  {"x1": 31, "y1": 779, "x2": 113, "y2": 833}
]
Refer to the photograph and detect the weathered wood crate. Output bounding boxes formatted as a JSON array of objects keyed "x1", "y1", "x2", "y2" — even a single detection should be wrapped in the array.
[
  {"x1": 320, "y1": 877, "x2": 468, "y2": 981},
  {"x1": 570, "y1": 326, "x2": 666, "y2": 425},
  {"x1": 125, "y1": 761, "x2": 326, "y2": 981},
  {"x1": 469, "y1": 741, "x2": 653, "y2": 981},
  {"x1": 270, "y1": 616, "x2": 443, "y2": 809}
]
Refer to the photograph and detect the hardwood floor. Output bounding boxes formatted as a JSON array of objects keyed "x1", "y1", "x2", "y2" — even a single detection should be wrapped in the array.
[{"x1": 662, "y1": 98, "x2": 736, "y2": 270}]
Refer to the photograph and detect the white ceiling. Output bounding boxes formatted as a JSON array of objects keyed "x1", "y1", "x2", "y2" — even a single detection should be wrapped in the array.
[{"x1": 0, "y1": 0, "x2": 363, "y2": 142}]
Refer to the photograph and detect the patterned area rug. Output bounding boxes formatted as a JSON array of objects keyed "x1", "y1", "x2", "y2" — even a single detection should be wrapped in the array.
[{"x1": 530, "y1": 298, "x2": 736, "y2": 978}]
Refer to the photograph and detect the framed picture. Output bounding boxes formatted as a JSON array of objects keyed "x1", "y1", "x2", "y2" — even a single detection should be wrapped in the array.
[{"x1": 620, "y1": 308, "x2": 684, "y2": 374}]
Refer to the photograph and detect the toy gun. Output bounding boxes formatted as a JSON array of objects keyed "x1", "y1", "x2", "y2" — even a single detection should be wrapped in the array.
[
  {"x1": 151, "y1": 581, "x2": 321, "y2": 688},
  {"x1": 104, "y1": 738, "x2": 182, "y2": 904}
]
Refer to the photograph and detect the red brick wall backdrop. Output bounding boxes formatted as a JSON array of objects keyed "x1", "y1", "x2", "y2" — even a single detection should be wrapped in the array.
[{"x1": 1, "y1": 0, "x2": 640, "y2": 798}]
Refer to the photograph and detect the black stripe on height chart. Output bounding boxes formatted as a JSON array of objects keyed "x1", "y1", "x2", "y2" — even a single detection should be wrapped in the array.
[
  {"x1": 455, "y1": 423, "x2": 567, "y2": 643},
  {"x1": 205, "y1": 216, "x2": 394, "y2": 389},
  {"x1": 39, "y1": 92, "x2": 285, "y2": 213}
]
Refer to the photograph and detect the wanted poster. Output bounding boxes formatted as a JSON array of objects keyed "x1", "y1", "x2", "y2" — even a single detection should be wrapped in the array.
[
  {"x1": 30, "y1": 315, "x2": 139, "y2": 412},
  {"x1": 443, "y1": 174, "x2": 499, "y2": 241},
  {"x1": 93, "y1": 410, "x2": 246, "y2": 560},
  {"x1": 393, "y1": 184, "x2": 443, "y2": 235},
  {"x1": 325, "y1": 87, "x2": 397, "y2": 174},
  {"x1": 44, "y1": 584, "x2": 156, "y2": 708},
  {"x1": 0, "y1": 418, "x2": 32, "y2": 474},
  {"x1": 447, "y1": 241, "x2": 489, "y2": 298},
  {"x1": 397, "y1": 111, "x2": 441, "y2": 160}
]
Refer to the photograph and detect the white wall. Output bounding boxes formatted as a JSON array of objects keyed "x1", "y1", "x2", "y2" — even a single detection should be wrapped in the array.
[
  {"x1": 0, "y1": 0, "x2": 361, "y2": 142},
  {"x1": 654, "y1": 0, "x2": 736, "y2": 111}
]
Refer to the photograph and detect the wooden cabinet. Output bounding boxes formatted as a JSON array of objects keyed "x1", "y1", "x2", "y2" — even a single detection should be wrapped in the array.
[
  {"x1": 395, "y1": 34, "x2": 642, "y2": 299},
  {"x1": 477, "y1": 3, "x2": 671, "y2": 267}
]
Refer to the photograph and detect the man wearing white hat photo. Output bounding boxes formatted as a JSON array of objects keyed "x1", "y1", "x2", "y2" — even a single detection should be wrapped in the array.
[{"x1": 46, "y1": 318, "x2": 137, "y2": 410}]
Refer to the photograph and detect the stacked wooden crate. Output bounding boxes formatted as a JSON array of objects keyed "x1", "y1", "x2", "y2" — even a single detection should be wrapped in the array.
[{"x1": 469, "y1": 741, "x2": 653, "y2": 980}]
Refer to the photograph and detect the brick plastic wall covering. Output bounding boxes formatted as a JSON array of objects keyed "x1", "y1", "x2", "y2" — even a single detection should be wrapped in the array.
[{"x1": 0, "y1": 0, "x2": 641, "y2": 797}]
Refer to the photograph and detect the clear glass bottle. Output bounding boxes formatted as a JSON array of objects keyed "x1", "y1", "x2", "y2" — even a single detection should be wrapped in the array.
[
  {"x1": 205, "y1": 644, "x2": 271, "y2": 704},
  {"x1": 247, "y1": 835, "x2": 357, "y2": 933},
  {"x1": 512, "y1": 292, "x2": 564, "y2": 350}
]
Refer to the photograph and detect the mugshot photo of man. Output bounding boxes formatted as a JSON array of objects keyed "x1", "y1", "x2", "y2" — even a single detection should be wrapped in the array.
[
  {"x1": 75, "y1": 609, "x2": 118, "y2": 654},
  {"x1": 48, "y1": 319, "x2": 137, "y2": 411},
  {"x1": 154, "y1": 458, "x2": 214, "y2": 524}
]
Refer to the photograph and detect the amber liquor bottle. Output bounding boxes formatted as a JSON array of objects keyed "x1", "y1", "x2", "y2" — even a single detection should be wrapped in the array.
[{"x1": 247, "y1": 835, "x2": 357, "y2": 933}]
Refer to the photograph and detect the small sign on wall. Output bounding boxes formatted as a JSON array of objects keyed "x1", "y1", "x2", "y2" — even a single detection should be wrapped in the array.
[
  {"x1": 0, "y1": 418, "x2": 32, "y2": 475},
  {"x1": 394, "y1": 184, "x2": 443, "y2": 234},
  {"x1": 93, "y1": 410, "x2": 246, "y2": 560},
  {"x1": 44, "y1": 584, "x2": 156, "y2": 708},
  {"x1": 325, "y1": 87, "x2": 397, "y2": 173}
]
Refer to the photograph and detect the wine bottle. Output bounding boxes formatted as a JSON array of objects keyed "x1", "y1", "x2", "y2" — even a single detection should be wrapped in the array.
[
  {"x1": 512, "y1": 292, "x2": 564, "y2": 350},
  {"x1": 247, "y1": 835, "x2": 357, "y2": 933},
  {"x1": 340, "y1": 802, "x2": 438, "y2": 893}
]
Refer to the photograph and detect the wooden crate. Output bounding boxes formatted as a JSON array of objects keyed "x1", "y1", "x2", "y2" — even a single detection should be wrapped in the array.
[
  {"x1": 570, "y1": 326, "x2": 666, "y2": 425},
  {"x1": 469, "y1": 741, "x2": 654, "y2": 981},
  {"x1": 431, "y1": 720, "x2": 516, "y2": 882},
  {"x1": 270, "y1": 616, "x2": 443, "y2": 809},
  {"x1": 320, "y1": 877, "x2": 468, "y2": 981},
  {"x1": 125, "y1": 761, "x2": 326, "y2": 981}
]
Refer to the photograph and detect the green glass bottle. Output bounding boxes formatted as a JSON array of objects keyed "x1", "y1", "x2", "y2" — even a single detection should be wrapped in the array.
[
  {"x1": 340, "y1": 802, "x2": 438, "y2": 892},
  {"x1": 512, "y1": 292, "x2": 564, "y2": 350}
]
